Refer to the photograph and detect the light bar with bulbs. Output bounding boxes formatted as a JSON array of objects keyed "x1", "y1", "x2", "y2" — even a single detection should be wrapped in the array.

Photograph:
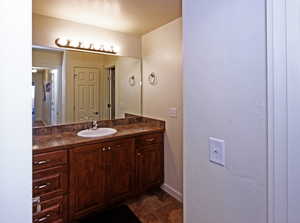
[{"x1": 55, "y1": 38, "x2": 117, "y2": 54}]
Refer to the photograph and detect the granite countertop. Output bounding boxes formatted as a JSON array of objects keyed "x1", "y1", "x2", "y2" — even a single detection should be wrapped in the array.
[{"x1": 33, "y1": 122, "x2": 164, "y2": 154}]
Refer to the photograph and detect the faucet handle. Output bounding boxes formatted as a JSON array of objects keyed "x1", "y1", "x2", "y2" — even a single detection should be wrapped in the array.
[{"x1": 92, "y1": 120, "x2": 98, "y2": 130}]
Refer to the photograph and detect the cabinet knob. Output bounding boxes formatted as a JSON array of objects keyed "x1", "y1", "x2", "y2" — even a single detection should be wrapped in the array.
[
  {"x1": 137, "y1": 153, "x2": 141, "y2": 156},
  {"x1": 102, "y1": 147, "x2": 106, "y2": 151},
  {"x1": 108, "y1": 146, "x2": 111, "y2": 150}
]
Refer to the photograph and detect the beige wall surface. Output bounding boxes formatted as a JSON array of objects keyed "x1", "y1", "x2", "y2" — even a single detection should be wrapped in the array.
[
  {"x1": 33, "y1": 14, "x2": 141, "y2": 58},
  {"x1": 32, "y1": 48, "x2": 63, "y2": 68},
  {"x1": 142, "y1": 18, "x2": 183, "y2": 199},
  {"x1": 104, "y1": 56, "x2": 142, "y2": 119},
  {"x1": 183, "y1": 1, "x2": 267, "y2": 223}
]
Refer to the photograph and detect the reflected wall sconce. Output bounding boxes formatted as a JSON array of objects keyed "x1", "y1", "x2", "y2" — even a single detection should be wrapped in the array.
[
  {"x1": 148, "y1": 72, "x2": 158, "y2": 85},
  {"x1": 55, "y1": 38, "x2": 118, "y2": 55},
  {"x1": 129, "y1": 75, "x2": 135, "y2": 86}
]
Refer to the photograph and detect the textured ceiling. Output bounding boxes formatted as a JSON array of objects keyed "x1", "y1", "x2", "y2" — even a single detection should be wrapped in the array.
[{"x1": 32, "y1": 0, "x2": 182, "y2": 35}]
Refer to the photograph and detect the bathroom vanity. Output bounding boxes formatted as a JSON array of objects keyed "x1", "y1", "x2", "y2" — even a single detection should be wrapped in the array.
[{"x1": 32, "y1": 116, "x2": 165, "y2": 223}]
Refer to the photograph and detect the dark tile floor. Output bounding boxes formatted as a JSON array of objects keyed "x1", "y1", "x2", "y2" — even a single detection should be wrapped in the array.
[{"x1": 126, "y1": 189, "x2": 183, "y2": 223}]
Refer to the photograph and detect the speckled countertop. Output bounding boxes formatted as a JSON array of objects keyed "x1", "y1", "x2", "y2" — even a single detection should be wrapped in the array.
[{"x1": 33, "y1": 122, "x2": 165, "y2": 154}]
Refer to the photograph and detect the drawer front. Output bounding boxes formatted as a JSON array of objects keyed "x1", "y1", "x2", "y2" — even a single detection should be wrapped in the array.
[
  {"x1": 101, "y1": 138, "x2": 134, "y2": 151},
  {"x1": 33, "y1": 166, "x2": 68, "y2": 199},
  {"x1": 33, "y1": 151, "x2": 67, "y2": 171},
  {"x1": 33, "y1": 196, "x2": 66, "y2": 223},
  {"x1": 136, "y1": 133, "x2": 163, "y2": 147}
]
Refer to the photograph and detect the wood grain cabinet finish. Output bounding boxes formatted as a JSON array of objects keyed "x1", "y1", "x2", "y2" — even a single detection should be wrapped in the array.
[
  {"x1": 69, "y1": 138, "x2": 135, "y2": 220},
  {"x1": 33, "y1": 132, "x2": 164, "y2": 223},
  {"x1": 33, "y1": 151, "x2": 67, "y2": 171},
  {"x1": 102, "y1": 139, "x2": 135, "y2": 204},
  {"x1": 33, "y1": 150, "x2": 68, "y2": 223},
  {"x1": 33, "y1": 166, "x2": 68, "y2": 200},
  {"x1": 136, "y1": 141, "x2": 164, "y2": 193},
  {"x1": 33, "y1": 196, "x2": 66, "y2": 223},
  {"x1": 69, "y1": 143, "x2": 105, "y2": 219}
]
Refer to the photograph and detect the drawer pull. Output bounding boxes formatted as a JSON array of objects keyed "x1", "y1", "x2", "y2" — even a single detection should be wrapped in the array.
[
  {"x1": 145, "y1": 138, "x2": 155, "y2": 142},
  {"x1": 108, "y1": 146, "x2": 112, "y2": 150},
  {"x1": 37, "y1": 214, "x2": 50, "y2": 223},
  {"x1": 35, "y1": 183, "x2": 51, "y2": 190},
  {"x1": 102, "y1": 147, "x2": 106, "y2": 151},
  {"x1": 34, "y1": 160, "x2": 50, "y2": 165}
]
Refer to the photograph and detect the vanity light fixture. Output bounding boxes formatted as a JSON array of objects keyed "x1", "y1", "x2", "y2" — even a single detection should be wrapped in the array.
[{"x1": 55, "y1": 38, "x2": 117, "y2": 55}]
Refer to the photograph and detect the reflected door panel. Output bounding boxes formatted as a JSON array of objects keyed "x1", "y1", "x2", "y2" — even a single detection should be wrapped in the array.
[{"x1": 74, "y1": 67, "x2": 100, "y2": 122}]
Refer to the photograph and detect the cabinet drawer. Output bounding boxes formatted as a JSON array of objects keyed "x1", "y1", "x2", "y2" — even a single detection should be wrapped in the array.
[
  {"x1": 33, "y1": 151, "x2": 67, "y2": 171},
  {"x1": 33, "y1": 196, "x2": 66, "y2": 223},
  {"x1": 33, "y1": 166, "x2": 68, "y2": 199},
  {"x1": 136, "y1": 133, "x2": 163, "y2": 147},
  {"x1": 101, "y1": 138, "x2": 134, "y2": 151}
]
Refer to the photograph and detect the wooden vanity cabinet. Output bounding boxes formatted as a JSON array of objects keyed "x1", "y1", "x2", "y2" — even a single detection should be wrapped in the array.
[
  {"x1": 69, "y1": 138, "x2": 135, "y2": 220},
  {"x1": 136, "y1": 133, "x2": 164, "y2": 193},
  {"x1": 102, "y1": 139, "x2": 135, "y2": 204},
  {"x1": 33, "y1": 132, "x2": 164, "y2": 223},
  {"x1": 69, "y1": 143, "x2": 106, "y2": 220},
  {"x1": 32, "y1": 150, "x2": 68, "y2": 223}
]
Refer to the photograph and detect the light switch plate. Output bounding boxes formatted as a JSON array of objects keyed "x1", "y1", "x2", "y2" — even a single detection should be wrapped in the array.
[
  {"x1": 209, "y1": 137, "x2": 225, "y2": 166},
  {"x1": 168, "y1": 107, "x2": 177, "y2": 118}
]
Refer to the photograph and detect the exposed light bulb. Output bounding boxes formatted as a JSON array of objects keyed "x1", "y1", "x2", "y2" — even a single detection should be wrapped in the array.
[
  {"x1": 57, "y1": 38, "x2": 68, "y2": 46},
  {"x1": 81, "y1": 42, "x2": 90, "y2": 49},
  {"x1": 69, "y1": 40, "x2": 79, "y2": 47},
  {"x1": 99, "y1": 44, "x2": 105, "y2": 51}
]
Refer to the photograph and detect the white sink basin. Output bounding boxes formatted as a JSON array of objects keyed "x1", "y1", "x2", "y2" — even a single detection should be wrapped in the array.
[{"x1": 77, "y1": 128, "x2": 117, "y2": 138}]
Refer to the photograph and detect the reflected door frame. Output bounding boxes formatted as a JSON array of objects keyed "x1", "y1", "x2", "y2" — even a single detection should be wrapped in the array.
[
  {"x1": 73, "y1": 67, "x2": 101, "y2": 122},
  {"x1": 32, "y1": 66, "x2": 62, "y2": 125}
]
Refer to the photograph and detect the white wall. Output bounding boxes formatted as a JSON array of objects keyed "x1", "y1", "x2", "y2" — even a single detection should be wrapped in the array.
[
  {"x1": 0, "y1": 0, "x2": 32, "y2": 223},
  {"x1": 183, "y1": 1, "x2": 267, "y2": 223},
  {"x1": 33, "y1": 14, "x2": 141, "y2": 58},
  {"x1": 286, "y1": 0, "x2": 300, "y2": 222},
  {"x1": 142, "y1": 18, "x2": 183, "y2": 200}
]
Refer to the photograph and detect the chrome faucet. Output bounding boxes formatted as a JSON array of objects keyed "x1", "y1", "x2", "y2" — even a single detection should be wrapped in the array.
[{"x1": 91, "y1": 120, "x2": 98, "y2": 130}]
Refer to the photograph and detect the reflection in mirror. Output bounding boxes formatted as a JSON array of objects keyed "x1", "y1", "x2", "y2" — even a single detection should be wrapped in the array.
[{"x1": 32, "y1": 48, "x2": 142, "y2": 127}]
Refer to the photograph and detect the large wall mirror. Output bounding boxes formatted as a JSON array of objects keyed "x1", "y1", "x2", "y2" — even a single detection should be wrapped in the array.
[{"x1": 32, "y1": 48, "x2": 142, "y2": 127}]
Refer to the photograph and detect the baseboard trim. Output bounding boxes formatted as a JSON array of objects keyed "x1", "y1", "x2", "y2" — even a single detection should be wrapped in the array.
[{"x1": 161, "y1": 184, "x2": 183, "y2": 202}]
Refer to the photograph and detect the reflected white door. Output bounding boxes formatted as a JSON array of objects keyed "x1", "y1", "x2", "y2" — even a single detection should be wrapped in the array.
[{"x1": 74, "y1": 67, "x2": 100, "y2": 121}]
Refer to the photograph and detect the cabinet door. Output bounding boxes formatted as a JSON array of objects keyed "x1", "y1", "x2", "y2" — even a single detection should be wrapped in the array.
[
  {"x1": 104, "y1": 139, "x2": 135, "y2": 203},
  {"x1": 137, "y1": 144, "x2": 164, "y2": 192},
  {"x1": 69, "y1": 144, "x2": 105, "y2": 220}
]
